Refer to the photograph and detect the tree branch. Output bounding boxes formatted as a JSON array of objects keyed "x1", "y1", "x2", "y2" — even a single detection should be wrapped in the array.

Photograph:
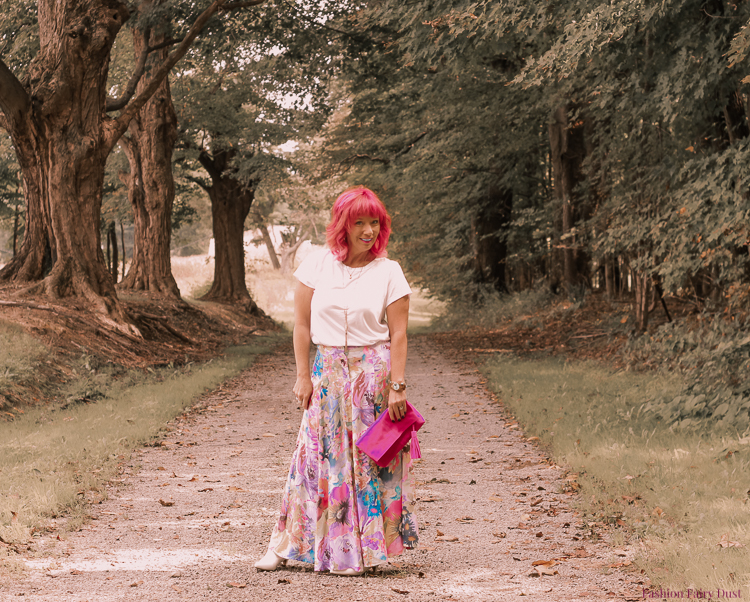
[
  {"x1": 0, "y1": 58, "x2": 30, "y2": 129},
  {"x1": 279, "y1": 0, "x2": 363, "y2": 42},
  {"x1": 104, "y1": 0, "x2": 267, "y2": 152},
  {"x1": 184, "y1": 173, "x2": 211, "y2": 192},
  {"x1": 198, "y1": 151, "x2": 221, "y2": 180},
  {"x1": 106, "y1": 34, "x2": 183, "y2": 112},
  {"x1": 220, "y1": 0, "x2": 266, "y2": 9}
]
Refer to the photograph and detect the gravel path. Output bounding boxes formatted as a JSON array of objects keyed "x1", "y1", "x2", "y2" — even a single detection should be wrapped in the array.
[{"x1": 2, "y1": 336, "x2": 644, "y2": 601}]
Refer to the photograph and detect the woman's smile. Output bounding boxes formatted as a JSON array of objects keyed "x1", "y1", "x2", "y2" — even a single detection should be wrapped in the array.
[{"x1": 347, "y1": 215, "x2": 380, "y2": 258}]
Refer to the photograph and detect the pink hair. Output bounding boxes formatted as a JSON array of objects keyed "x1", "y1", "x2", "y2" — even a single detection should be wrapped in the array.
[{"x1": 326, "y1": 187, "x2": 392, "y2": 261}]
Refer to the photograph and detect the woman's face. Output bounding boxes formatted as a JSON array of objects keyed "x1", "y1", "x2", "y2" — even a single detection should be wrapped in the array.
[{"x1": 347, "y1": 214, "x2": 380, "y2": 257}]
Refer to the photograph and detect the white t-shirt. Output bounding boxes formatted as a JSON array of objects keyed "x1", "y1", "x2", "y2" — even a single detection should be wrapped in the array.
[{"x1": 294, "y1": 249, "x2": 412, "y2": 347}]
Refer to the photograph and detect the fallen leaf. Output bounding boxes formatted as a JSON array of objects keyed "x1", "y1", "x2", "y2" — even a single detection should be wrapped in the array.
[
  {"x1": 391, "y1": 588, "x2": 409, "y2": 595},
  {"x1": 188, "y1": 476, "x2": 198, "y2": 482},
  {"x1": 262, "y1": 433, "x2": 276, "y2": 437},
  {"x1": 456, "y1": 516, "x2": 475, "y2": 523},
  {"x1": 520, "y1": 514, "x2": 531, "y2": 522},
  {"x1": 277, "y1": 578, "x2": 291, "y2": 584},
  {"x1": 227, "y1": 486, "x2": 245, "y2": 492},
  {"x1": 171, "y1": 585, "x2": 183, "y2": 593},
  {"x1": 532, "y1": 560, "x2": 557, "y2": 567},
  {"x1": 569, "y1": 547, "x2": 591, "y2": 558},
  {"x1": 609, "y1": 561, "x2": 632, "y2": 568},
  {"x1": 130, "y1": 580, "x2": 144, "y2": 587},
  {"x1": 489, "y1": 495, "x2": 503, "y2": 502},
  {"x1": 227, "y1": 582, "x2": 246, "y2": 588},
  {"x1": 198, "y1": 488, "x2": 213, "y2": 493},
  {"x1": 70, "y1": 569, "x2": 83, "y2": 575},
  {"x1": 651, "y1": 507, "x2": 663, "y2": 517},
  {"x1": 529, "y1": 567, "x2": 558, "y2": 577},
  {"x1": 158, "y1": 499, "x2": 174, "y2": 507},
  {"x1": 718, "y1": 533, "x2": 745, "y2": 548},
  {"x1": 436, "y1": 530, "x2": 445, "y2": 537},
  {"x1": 493, "y1": 532, "x2": 507, "y2": 539},
  {"x1": 157, "y1": 466, "x2": 166, "y2": 471},
  {"x1": 527, "y1": 437, "x2": 540, "y2": 442},
  {"x1": 436, "y1": 536, "x2": 459, "y2": 542}
]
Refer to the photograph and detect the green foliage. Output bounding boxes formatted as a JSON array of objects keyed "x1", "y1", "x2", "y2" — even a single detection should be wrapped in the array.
[{"x1": 627, "y1": 315, "x2": 750, "y2": 431}]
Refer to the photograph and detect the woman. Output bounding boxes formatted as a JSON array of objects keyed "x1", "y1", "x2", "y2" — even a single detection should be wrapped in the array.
[{"x1": 254, "y1": 186, "x2": 418, "y2": 576}]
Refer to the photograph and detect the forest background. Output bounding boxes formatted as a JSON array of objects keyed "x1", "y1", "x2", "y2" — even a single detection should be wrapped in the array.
[{"x1": 3, "y1": 0, "x2": 750, "y2": 592}]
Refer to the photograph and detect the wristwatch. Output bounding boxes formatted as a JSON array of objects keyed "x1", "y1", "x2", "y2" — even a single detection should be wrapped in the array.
[{"x1": 390, "y1": 381, "x2": 407, "y2": 392}]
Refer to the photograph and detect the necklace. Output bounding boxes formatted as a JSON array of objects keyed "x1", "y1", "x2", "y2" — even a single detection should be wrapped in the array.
[
  {"x1": 343, "y1": 264, "x2": 361, "y2": 280},
  {"x1": 341, "y1": 261, "x2": 369, "y2": 353}
]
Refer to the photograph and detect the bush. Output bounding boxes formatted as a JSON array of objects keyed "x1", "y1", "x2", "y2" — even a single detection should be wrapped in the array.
[{"x1": 626, "y1": 315, "x2": 750, "y2": 431}]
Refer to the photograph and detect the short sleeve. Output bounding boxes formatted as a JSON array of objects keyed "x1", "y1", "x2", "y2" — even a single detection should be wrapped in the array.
[
  {"x1": 385, "y1": 261, "x2": 412, "y2": 307},
  {"x1": 294, "y1": 248, "x2": 325, "y2": 289}
]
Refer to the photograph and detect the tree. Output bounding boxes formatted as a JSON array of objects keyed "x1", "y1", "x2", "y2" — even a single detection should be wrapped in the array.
[
  {"x1": 171, "y1": 0, "x2": 344, "y2": 305},
  {"x1": 0, "y1": 0, "x2": 263, "y2": 330},
  {"x1": 116, "y1": 5, "x2": 181, "y2": 297}
]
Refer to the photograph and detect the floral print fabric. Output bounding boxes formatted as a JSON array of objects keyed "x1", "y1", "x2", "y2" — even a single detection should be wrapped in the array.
[{"x1": 266, "y1": 343, "x2": 418, "y2": 572}]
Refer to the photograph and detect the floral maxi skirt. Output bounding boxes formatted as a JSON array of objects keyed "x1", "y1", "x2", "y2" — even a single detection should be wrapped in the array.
[{"x1": 266, "y1": 343, "x2": 418, "y2": 572}]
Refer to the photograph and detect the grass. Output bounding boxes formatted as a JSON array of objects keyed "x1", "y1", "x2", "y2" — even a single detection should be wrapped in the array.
[
  {"x1": 0, "y1": 334, "x2": 279, "y2": 551},
  {"x1": 481, "y1": 355, "x2": 750, "y2": 591},
  {"x1": 0, "y1": 321, "x2": 47, "y2": 410}
]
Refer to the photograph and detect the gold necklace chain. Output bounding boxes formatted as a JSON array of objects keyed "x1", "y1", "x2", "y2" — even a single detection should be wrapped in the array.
[{"x1": 342, "y1": 261, "x2": 369, "y2": 353}]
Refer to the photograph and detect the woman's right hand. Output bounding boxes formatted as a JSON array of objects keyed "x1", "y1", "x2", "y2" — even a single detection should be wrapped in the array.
[{"x1": 293, "y1": 376, "x2": 313, "y2": 410}]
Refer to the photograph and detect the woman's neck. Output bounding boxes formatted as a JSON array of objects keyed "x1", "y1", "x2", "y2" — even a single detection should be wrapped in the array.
[{"x1": 343, "y1": 250, "x2": 372, "y2": 268}]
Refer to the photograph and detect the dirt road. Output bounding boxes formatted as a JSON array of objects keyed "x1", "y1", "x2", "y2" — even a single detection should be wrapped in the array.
[{"x1": 2, "y1": 337, "x2": 643, "y2": 601}]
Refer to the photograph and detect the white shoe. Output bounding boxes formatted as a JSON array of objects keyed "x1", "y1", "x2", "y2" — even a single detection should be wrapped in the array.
[
  {"x1": 254, "y1": 550, "x2": 287, "y2": 571},
  {"x1": 330, "y1": 568, "x2": 364, "y2": 576}
]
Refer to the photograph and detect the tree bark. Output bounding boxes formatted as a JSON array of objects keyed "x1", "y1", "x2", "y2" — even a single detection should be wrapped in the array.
[
  {"x1": 258, "y1": 223, "x2": 281, "y2": 270},
  {"x1": 470, "y1": 185, "x2": 512, "y2": 294},
  {"x1": 549, "y1": 103, "x2": 587, "y2": 298},
  {"x1": 279, "y1": 226, "x2": 310, "y2": 274},
  {"x1": 118, "y1": 7, "x2": 180, "y2": 298},
  {"x1": 604, "y1": 257, "x2": 616, "y2": 301},
  {"x1": 198, "y1": 150, "x2": 261, "y2": 312},
  {"x1": 0, "y1": 0, "x2": 237, "y2": 330},
  {"x1": 634, "y1": 273, "x2": 650, "y2": 334}
]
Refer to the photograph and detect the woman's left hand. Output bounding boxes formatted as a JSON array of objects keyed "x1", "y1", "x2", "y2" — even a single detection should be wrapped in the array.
[{"x1": 388, "y1": 389, "x2": 408, "y2": 421}]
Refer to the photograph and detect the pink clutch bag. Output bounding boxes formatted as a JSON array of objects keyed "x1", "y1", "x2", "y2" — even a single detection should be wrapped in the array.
[{"x1": 356, "y1": 401, "x2": 425, "y2": 468}]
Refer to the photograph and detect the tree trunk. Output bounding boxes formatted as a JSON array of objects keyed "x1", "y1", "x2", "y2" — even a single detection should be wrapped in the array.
[
  {"x1": 605, "y1": 257, "x2": 616, "y2": 300},
  {"x1": 279, "y1": 227, "x2": 310, "y2": 274},
  {"x1": 634, "y1": 273, "x2": 651, "y2": 333},
  {"x1": 549, "y1": 103, "x2": 587, "y2": 298},
  {"x1": 120, "y1": 221, "x2": 126, "y2": 281},
  {"x1": 198, "y1": 150, "x2": 261, "y2": 312},
  {"x1": 470, "y1": 184, "x2": 512, "y2": 294},
  {"x1": 0, "y1": 0, "x2": 233, "y2": 330},
  {"x1": 258, "y1": 223, "x2": 281, "y2": 270},
  {"x1": 118, "y1": 11, "x2": 180, "y2": 298},
  {"x1": 0, "y1": 0, "x2": 135, "y2": 329},
  {"x1": 12, "y1": 203, "x2": 19, "y2": 257}
]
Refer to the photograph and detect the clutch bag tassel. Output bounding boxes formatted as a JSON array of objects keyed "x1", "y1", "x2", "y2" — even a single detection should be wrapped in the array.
[{"x1": 410, "y1": 429, "x2": 422, "y2": 460}]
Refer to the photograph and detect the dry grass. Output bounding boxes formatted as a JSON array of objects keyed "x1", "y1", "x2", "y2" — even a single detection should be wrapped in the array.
[
  {"x1": 0, "y1": 339, "x2": 277, "y2": 551},
  {"x1": 481, "y1": 356, "x2": 750, "y2": 591}
]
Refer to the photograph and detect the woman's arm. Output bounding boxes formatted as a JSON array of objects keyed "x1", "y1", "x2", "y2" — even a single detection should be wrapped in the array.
[
  {"x1": 386, "y1": 295, "x2": 410, "y2": 421},
  {"x1": 293, "y1": 281, "x2": 315, "y2": 410}
]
